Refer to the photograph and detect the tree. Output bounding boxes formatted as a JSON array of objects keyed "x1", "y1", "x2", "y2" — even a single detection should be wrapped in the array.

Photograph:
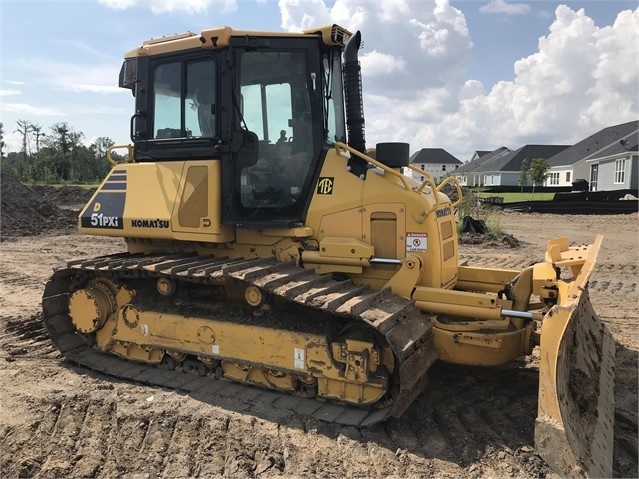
[
  {"x1": 0, "y1": 122, "x2": 5, "y2": 161},
  {"x1": 41, "y1": 122, "x2": 86, "y2": 181},
  {"x1": 50, "y1": 122, "x2": 71, "y2": 153},
  {"x1": 3, "y1": 120, "x2": 116, "y2": 184},
  {"x1": 14, "y1": 119, "x2": 33, "y2": 160},
  {"x1": 30, "y1": 124, "x2": 45, "y2": 153},
  {"x1": 518, "y1": 159, "x2": 530, "y2": 193},
  {"x1": 530, "y1": 157, "x2": 550, "y2": 199},
  {"x1": 90, "y1": 137, "x2": 116, "y2": 179}
]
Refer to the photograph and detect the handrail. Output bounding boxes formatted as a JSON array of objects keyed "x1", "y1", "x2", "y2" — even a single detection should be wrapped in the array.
[
  {"x1": 406, "y1": 164, "x2": 439, "y2": 196},
  {"x1": 106, "y1": 144, "x2": 135, "y2": 167},
  {"x1": 436, "y1": 176, "x2": 464, "y2": 208},
  {"x1": 334, "y1": 142, "x2": 412, "y2": 191},
  {"x1": 333, "y1": 142, "x2": 461, "y2": 214}
]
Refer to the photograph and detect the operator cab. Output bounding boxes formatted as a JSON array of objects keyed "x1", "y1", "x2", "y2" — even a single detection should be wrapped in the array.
[{"x1": 120, "y1": 32, "x2": 347, "y2": 229}]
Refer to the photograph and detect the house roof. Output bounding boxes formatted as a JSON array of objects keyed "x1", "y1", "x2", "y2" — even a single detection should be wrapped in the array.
[
  {"x1": 455, "y1": 146, "x2": 511, "y2": 173},
  {"x1": 469, "y1": 150, "x2": 490, "y2": 162},
  {"x1": 547, "y1": 120, "x2": 639, "y2": 167},
  {"x1": 409, "y1": 148, "x2": 462, "y2": 165},
  {"x1": 473, "y1": 144, "x2": 569, "y2": 173}
]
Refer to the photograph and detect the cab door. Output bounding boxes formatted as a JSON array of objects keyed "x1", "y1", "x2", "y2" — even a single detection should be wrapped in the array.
[{"x1": 221, "y1": 38, "x2": 324, "y2": 228}]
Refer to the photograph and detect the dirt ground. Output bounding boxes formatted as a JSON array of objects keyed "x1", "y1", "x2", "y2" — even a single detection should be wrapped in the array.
[{"x1": 0, "y1": 175, "x2": 637, "y2": 478}]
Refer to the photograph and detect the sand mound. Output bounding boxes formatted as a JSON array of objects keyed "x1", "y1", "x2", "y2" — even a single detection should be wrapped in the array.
[{"x1": 0, "y1": 173, "x2": 93, "y2": 240}]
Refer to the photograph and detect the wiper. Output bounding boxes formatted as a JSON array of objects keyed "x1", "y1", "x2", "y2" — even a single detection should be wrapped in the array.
[{"x1": 232, "y1": 88, "x2": 250, "y2": 132}]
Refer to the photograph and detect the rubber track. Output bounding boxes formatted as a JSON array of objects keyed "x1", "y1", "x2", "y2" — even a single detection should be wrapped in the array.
[{"x1": 42, "y1": 252, "x2": 438, "y2": 427}]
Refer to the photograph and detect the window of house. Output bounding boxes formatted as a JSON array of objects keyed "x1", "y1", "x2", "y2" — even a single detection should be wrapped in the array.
[
  {"x1": 420, "y1": 164, "x2": 425, "y2": 171},
  {"x1": 548, "y1": 172, "x2": 559, "y2": 185},
  {"x1": 420, "y1": 175, "x2": 424, "y2": 181},
  {"x1": 565, "y1": 171, "x2": 571, "y2": 182},
  {"x1": 615, "y1": 158, "x2": 626, "y2": 183},
  {"x1": 442, "y1": 164, "x2": 446, "y2": 171}
]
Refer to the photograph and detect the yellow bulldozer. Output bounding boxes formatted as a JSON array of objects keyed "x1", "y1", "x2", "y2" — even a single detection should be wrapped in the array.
[{"x1": 42, "y1": 25, "x2": 615, "y2": 477}]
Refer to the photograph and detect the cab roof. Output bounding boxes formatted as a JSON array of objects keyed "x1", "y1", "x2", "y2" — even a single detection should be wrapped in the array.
[{"x1": 124, "y1": 24, "x2": 352, "y2": 58}]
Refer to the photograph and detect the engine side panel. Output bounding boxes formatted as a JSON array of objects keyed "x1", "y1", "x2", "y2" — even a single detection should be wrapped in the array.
[
  {"x1": 79, "y1": 160, "x2": 234, "y2": 243},
  {"x1": 304, "y1": 148, "x2": 459, "y2": 289}
]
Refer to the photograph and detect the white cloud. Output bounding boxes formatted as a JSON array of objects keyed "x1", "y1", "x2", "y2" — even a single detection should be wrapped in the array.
[
  {"x1": 3, "y1": 130, "x2": 24, "y2": 153},
  {"x1": 98, "y1": 0, "x2": 237, "y2": 14},
  {"x1": 360, "y1": 51, "x2": 406, "y2": 77},
  {"x1": 98, "y1": 0, "x2": 136, "y2": 10},
  {"x1": 278, "y1": 0, "x2": 471, "y2": 96},
  {"x1": 74, "y1": 105, "x2": 130, "y2": 115},
  {"x1": 0, "y1": 89, "x2": 22, "y2": 96},
  {"x1": 7, "y1": 58, "x2": 123, "y2": 95},
  {"x1": 479, "y1": 0, "x2": 530, "y2": 16},
  {"x1": 71, "y1": 84, "x2": 124, "y2": 94},
  {"x1": 459, "y1": 80, "x2": 485, "y2": 100},
  {"x1": 278, "y1": 1, "x2": 637, "y2": 161},
  {"x1": 378, "y1": 1, "x2": 411, "y2": 23},
  {"x1": 2, "y1": 103, "x2": 66, "y2": 116},
  {"x1": 415, "y1": 6, "x2": 639, "y2": 159}
]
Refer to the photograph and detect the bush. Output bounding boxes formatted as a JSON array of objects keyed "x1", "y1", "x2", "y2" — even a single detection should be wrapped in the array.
[{"x1": 456, "y1": 190, "x2": 502, "y2": 235}]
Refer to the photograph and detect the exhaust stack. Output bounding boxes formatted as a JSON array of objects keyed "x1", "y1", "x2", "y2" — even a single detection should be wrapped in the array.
[{"x1": 343, "y1": 31, "x2": 366, "y2": 154}]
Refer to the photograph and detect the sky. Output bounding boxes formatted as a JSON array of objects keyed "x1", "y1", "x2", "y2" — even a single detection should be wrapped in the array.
[{"x1": 1, "y1": 0, "x2": 637, "y2": 162}]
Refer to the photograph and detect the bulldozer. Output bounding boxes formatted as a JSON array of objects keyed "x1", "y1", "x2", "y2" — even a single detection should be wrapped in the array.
[{"x1": 42, "y1": 25, "x2": 615, "y2": 477}]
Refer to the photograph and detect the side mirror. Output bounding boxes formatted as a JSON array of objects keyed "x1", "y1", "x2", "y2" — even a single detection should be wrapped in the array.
[{"x1": 119, "y1": 58, "x2": 137, "y2": 91}]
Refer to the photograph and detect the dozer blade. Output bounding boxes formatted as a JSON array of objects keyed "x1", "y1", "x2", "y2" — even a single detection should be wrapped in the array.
[{"x1": 535, "y1": 235, "x2": 616, "y2": 478}]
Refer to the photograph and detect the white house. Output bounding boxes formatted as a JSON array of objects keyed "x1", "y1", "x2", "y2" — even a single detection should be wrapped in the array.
[{"x1": 406, "y1": 148, "x2": 462, "y2": 183}]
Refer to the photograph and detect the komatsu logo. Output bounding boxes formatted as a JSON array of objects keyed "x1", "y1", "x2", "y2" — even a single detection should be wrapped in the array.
[
  {"x1": 131, "y1": 219, "x2": 170, "y2": 229},
  {"x1": 90, "y1": 213, "x2": 120, "y2": 227},
  {"x1": 435, "y1": 207, "x2": 452, "y2": 218}
]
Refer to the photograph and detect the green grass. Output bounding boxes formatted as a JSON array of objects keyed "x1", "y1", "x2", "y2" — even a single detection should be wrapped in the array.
[
  {"x1": 59, "y1": 183, "x2": 100, "y2": 189},
  {"x1": 27, "y1": 182, "x2": 100, "y2": 189},
  {"x1": 476, "y1": 192, "x2": 555, "y2": 203}
]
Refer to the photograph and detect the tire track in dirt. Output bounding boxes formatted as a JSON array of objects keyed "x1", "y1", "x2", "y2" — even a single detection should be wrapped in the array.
[
  {"x1": 358, "y1": 362, "x2": 553, "y2": 477},
  {"x1": 0, "y1": 314, "x2": 59, "y2": 359},
  {"x1": 459, "y1": 251, "x2": 540, "y2": 270},
  {"x1": 1, "y1": 203, "x2": 637, "y2": 479},
  {"x1": 1, "y1": 395, "x2": 270, "y2": 478},
  {"x1": 589, "y1": 279, "x2": 638, "y2": 295}
]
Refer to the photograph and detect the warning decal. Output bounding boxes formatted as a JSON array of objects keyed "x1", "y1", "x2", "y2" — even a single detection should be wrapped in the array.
[
  {"x1": 294, "y1": 348, "x2": 305, "y2": 369},
  {"x1": 406, "y1": 233, "x2": 428, "y2": 253}
]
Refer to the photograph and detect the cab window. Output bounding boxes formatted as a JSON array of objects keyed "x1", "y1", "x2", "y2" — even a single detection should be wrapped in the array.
[{"x1": 152, "y1": 59, "x2": 217, "y2": 139}]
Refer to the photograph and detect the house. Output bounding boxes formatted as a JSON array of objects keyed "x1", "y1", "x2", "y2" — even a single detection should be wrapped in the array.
[
  {"x1": 455, "y1": 145, "x2": 568, "y2": 187},
  {"x1": 453, "y1": 147, "x2": 511, "y2": 187},
  {"x1": 405, "y1": 148, "x2": 462, "y2": 183},
  {"x1": 478, "y1": 145, "x2": 569, "y2": 187},
  {"x1": 546, "y1": 121, "x2": 638, "y2": 191}
]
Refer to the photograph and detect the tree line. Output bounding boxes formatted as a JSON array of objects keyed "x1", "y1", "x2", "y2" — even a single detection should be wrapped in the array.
[{"x1": 0, "y1": 120, "x2": 123, "y2": 184}]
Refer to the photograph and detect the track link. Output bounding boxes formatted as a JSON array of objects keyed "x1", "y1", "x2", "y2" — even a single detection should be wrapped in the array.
[{"x1": 42, "y1": 252, "x2": 438, "y2": 427}]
